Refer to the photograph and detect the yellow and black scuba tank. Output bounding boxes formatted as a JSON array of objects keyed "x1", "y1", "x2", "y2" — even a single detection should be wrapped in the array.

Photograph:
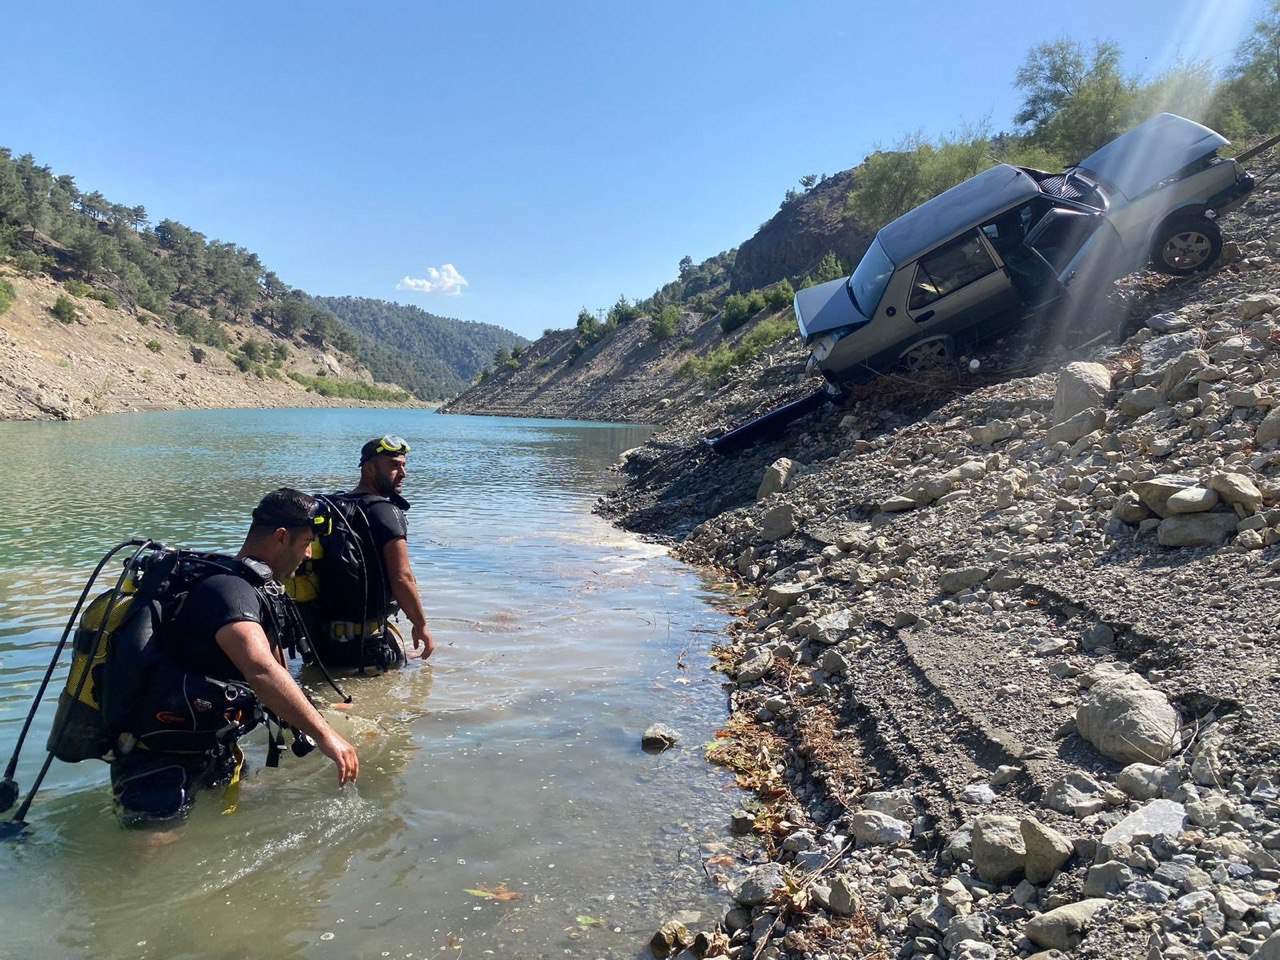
[
  {"x1": 48, "y1": 546, "x2": 272, "y2": 764},
  {"x1": 284, "y1": 492, "x2": 388, "y2": 625}
]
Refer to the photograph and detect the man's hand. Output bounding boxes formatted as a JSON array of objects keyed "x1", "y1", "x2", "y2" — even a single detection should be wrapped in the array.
[
  {"x1": 412, "y1": 622, "x2": 435, "y2": 659},
  {"x1": 317, "y1": 730, "x2": 359, "y2": 786}
]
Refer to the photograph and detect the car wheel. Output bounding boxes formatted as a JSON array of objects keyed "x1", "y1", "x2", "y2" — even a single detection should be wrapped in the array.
[
  {"x1": 1151, "y1": 215, "x2": 1222, "y2": 275},
  {"x1": 898, "y1": 337, "x2": 954, "y2": 375}
]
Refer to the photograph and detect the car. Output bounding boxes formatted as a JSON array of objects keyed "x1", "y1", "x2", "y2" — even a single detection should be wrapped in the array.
[{"x1": 795, "y1": 113, "x2": 1255, "y2": 387}]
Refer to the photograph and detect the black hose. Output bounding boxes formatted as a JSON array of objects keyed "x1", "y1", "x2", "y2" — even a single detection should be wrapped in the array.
[
  {"x1": 5, "y1": 539, "x2": 158, "y2": 828},
  {"x1": 703, "y1": 388, "x2": 841, "y2": 455}
]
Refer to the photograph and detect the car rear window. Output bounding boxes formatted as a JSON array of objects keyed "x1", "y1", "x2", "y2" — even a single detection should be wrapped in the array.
[{"x1": 847, "y1": 239, "x2": 894, "y2": 316}]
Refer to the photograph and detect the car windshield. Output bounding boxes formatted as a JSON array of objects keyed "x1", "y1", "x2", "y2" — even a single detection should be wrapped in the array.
[{"x1": 847, "y1": 239, "x2": 894, "y2": 316}]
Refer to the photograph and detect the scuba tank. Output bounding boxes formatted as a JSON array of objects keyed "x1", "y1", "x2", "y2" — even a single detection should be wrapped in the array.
[{"x1": 1, "y1": 540, "x2": 350, "y2": 837}]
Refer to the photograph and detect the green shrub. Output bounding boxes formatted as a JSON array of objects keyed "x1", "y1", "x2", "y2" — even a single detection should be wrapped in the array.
[
  {"x1": 145, "y1": 339, "x2": 162, "y2": 353},
  {"x1": 14, "y1": 251, "x2": 41, "y2": 276},
  {"x1": 676, "y1": 337, "x2": 694, "y2": 351},
  {"x1": 502, "y1": 357, "x2": 521, "y2": 370},
  {"x1": 648, "y1": 305, "x2": 680, "y2": 340},
  {"x1": 240, "y1": 338, "x2": 272, "y2": 363},
  {"x1": 576, "y1": 308, "x2": 605, "y2": 345},
  {"x1": 812, "y1": 252, "x2": 846, "y2": 284},
  {"x1": 87, "y1": 289, "x2": 118, "y2": 309},
  {"x1": 174, "y1": 307, "x2": 230, "y2": 348},
  {"x1": 288, "y1": 372, "x2": 409, "y2": 402},
  {"x1": 682, "y1": 315, "x2": 794, "y2": 384},
  {"x1": 51, "y1": 295, "x2": 77, "y2": 323},
  {"x1": 607, "y1": 295, "x2": 642, "y2": 326},
  {"x1": 65, "y1": 279, "x2": 91, "y2": 297},
  {"x1": 764, "y1": 278, "x2": 795, "y2": 311},
  {"x1": 720, "y1": 294, "x2": 752, "y2": 332},
  {"x1": 0, "y1": 278, "x2": 14, "y2": 316}
]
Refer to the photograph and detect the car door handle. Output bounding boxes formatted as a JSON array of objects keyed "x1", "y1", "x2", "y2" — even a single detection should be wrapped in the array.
[{"x1": 915, "y1": 310, "x2": 935, "y2": 323}]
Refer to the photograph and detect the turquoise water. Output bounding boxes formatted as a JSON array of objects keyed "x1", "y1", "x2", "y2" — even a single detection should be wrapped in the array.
[{"x1": 0, "y1": 408, "x2": 741, "y2": 959}]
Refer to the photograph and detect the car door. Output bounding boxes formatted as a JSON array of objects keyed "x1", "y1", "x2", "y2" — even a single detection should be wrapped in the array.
[{"x1": 905, "y1": 229, "x2": 1017, "y2": 336}]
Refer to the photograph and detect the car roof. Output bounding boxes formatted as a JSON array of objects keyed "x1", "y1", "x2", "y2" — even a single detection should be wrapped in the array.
[{"x1": 877, "y1": 164, "x2": 1040, "y2": 265}]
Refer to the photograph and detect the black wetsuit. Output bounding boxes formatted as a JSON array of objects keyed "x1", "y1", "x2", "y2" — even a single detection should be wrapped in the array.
[
  {"x1": 311, "y1": 491, "x2": 410, "y2": 672},
  {"x1": 110, "y1": 570, "x2": 287, "y2": 826}
]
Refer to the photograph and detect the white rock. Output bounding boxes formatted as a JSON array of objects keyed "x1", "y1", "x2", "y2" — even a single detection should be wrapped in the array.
[
  {"x1": 1077, "y1": 673, "x2": 1180, "y2": 764},
  {"x1": 1053, "y1": 362, "x2": 1111, "y2": 424},
  {"x1": 1024, "y1": 899, "x2": 1107, "y2": 951},
  {"x1": 972, "y1": 814, "x2": 1026, "y2": 884},
  {"x1": 850, "y1": 810, "x2": 912, "y2": 847}
]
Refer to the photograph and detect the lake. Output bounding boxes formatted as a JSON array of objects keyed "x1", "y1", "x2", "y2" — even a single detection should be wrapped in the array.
[{"x1": 0, "y1": 408, "x2": 742, "y2": 960}]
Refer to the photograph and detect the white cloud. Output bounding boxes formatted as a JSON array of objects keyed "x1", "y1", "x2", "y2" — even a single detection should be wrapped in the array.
[{"x1": 396, "y1": 263, "x2": 469, "y2": 296}]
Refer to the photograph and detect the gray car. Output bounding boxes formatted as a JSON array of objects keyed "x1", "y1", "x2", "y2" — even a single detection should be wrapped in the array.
[{"x1": 796, "y1": 113, "x2": 1255, "y2": 386}]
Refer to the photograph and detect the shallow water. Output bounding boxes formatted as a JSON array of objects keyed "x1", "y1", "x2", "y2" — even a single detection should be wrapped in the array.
[{"x1": 0, "y1": 408, "x2": 742, "y2": 959}]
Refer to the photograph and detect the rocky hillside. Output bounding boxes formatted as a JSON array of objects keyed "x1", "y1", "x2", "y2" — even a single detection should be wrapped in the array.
[
  {"x1": 730, "y1": 169, "x2": 873, "y2": 294},
  {"x1": 0, "y1": 270, "x2": 412, "y2": 420},
  {"x1": 444, "y1": 170, "x2": 870, "y2": 422},
  {"x1": 603, "y1": 158, "x2": 1280, "y2": 960}
]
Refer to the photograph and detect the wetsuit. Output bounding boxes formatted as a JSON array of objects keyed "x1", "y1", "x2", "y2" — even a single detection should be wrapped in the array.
[
  {"x1": 110, "y1": 571, "x2": 287, "y2": 826},
  {"x1": 310, "y1": 491, "x2": 410, "y2": 672}
]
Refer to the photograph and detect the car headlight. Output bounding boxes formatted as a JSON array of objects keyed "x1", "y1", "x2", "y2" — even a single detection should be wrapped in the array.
[{"x1": 810, "y1": 333, "x2": 839, "y2": 362}]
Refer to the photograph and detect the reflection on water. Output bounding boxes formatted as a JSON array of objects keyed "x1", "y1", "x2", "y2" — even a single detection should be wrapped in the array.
[{"x1": 0, "y1": 409, "x2": 742, "y2": 959}]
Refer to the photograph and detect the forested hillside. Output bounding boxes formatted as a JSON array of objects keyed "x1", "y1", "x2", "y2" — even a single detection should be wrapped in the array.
[
  {"x1": 315, "y1": 296, "x2": 525, "y2": 400},
  {"x1": 0, "y1": 153, "x2": 521, "y2": 400}
]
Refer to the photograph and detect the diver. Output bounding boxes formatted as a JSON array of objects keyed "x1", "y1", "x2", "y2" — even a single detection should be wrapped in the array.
[
  {"x1": 110, "y1": 488, "x2": 359, "y2": 825},
  {"x1": 290, "y1": 436, "x2": 434, "y2": 672}
]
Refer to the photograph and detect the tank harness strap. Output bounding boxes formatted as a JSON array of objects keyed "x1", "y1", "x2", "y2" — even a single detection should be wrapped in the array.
[{"x1": 220, "y1": 744, "x2": 245, "y2": 816}]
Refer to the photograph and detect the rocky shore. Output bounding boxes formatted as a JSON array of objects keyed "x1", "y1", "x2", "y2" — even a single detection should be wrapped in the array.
[{"x1": 607, "y1": 159, "x2": 1280, "y2": 960}]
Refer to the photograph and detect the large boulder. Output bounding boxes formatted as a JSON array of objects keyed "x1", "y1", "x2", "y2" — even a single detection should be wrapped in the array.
[
  {"x1": 1257, "y1": 407, "x2": 1280, "y2": 447},
  {"x1": 757, "y1": 458, "x2": 801, "y2": 501},
  {"x1": 1210, "y1": 472, "x2": 1263, "y2": 514},
  {"x1": 1052, "y1": 362, "x2": 1111, "y2": 424},
  {"x1": 1164, "y1": 487, "x2": 1219, "y2": 514},
  {"x1": 1157, "y1": 512, "x2": 1239, "y2": 548},
  {"x1": 850, "y1": 810, "x2": 912, "y2": 847},
  {"x1": 761, "y1": 503, "x2": 798, "y2": 540},
  {"x1": 972, "y1": 815, "x2": 1026, "y2": 884},
  {"x1": 1022, "y1": 819, "x2": 1075, "y2": 885},
  {"x1": 1077, "y1": 674, "x2": 1179, "y2": 764},
  {"x1": 1132, "y1": 475, "x2": 1197, "y2": 516},
  {"x1": 1101, "y1": 799, "x2": 1187, "y2": 845},
  {"x1": 1024, "y1": 900, "x2": 1107, "y2": 951},
  {"x1": 1045, "y1": 407, "x2": 1105, "y2": 445}
]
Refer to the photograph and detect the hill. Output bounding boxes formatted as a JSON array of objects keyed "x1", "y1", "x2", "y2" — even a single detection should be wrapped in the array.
[
  {"x1": 0, "y1": 148, "x2": 520, "y2": 405},
  {"x1": 314, "y1": 296, "x2": 525, "y2": 400}
]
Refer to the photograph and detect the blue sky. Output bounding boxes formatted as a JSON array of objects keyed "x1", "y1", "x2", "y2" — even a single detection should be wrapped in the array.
[{"x1": 0, "y1": 1, "x2": 1265, "y2": 338}]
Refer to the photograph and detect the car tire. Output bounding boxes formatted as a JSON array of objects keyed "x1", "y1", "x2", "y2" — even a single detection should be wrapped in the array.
[
  {"x1": 1151, "y1": 215, "x2": 1222, "y2": 275},
  {"x1": 898, "y1": 336, "x2": 955, "y2": 376}
]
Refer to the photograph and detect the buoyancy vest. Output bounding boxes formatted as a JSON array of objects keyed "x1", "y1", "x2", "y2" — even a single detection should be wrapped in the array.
[
  {"x1": 47, "y1": 549, "x2": 280, "y2": 763},
  {"x1": 285, "y1": 492, "x2": 394, "y2": 625}
]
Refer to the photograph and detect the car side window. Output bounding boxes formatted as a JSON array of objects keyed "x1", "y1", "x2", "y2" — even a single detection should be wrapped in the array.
[{"x1": 909, "y1": 231, "x2": 997, "y2": 310}]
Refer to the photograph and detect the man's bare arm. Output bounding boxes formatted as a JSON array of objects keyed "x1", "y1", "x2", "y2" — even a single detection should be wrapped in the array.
[
  {"x1": 216, "y1": 620, "x2": 359, "y2": 785},
  {"x1": 382, "y1": 538, "x2": 434, "y2": 658}
]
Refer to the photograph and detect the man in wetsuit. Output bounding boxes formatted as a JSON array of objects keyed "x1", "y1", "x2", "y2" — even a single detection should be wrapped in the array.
[
  {"x1": 310, "y1": 436, "x2": 433, "y2": 671},
  {"x1": 111, "y1": 489, "x2": 360, "y2": 825}
]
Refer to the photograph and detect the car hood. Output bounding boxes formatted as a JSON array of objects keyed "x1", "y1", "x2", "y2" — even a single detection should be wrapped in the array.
[
  {"x1": 794, "y1": 278, "x2": 871, "y2": 341},
  {"x1": 1075, "y1": 113, "x2": 1228, "y2": 201}
]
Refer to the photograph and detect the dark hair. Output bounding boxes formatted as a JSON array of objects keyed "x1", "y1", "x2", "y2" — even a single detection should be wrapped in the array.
[{"x1": 250, "y1": 487, "x2": 318, "y2": 533}]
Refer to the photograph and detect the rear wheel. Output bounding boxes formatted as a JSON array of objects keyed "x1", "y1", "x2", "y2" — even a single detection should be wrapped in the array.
[
  {"x1": 898, "y1": 336, "x2": 955, "y2": 375},
  {"x1": 1151, "y1": 215, "x2": 1222, "y2": 275}
]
